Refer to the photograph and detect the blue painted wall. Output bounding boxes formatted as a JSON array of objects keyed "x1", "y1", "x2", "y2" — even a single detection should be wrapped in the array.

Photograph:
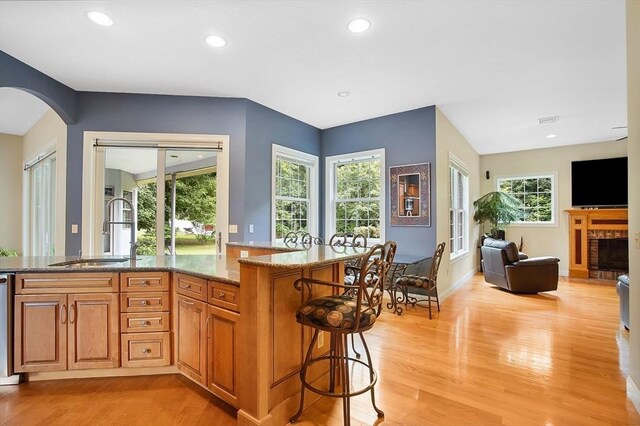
[
  {"x1": 245, "y1": 101, "x2": 321, "y2": 240},
  {"x1": 321, "y1": 107, "x2": 437, "y2": 257},
  {"x1": 0, "y1": 51, "x2": 76, "y2": 124}
]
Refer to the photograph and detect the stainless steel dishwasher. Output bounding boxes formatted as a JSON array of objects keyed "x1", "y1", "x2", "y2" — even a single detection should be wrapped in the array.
[{"x1": 0, "y1": 274, "x2": 23, "y2": 385}]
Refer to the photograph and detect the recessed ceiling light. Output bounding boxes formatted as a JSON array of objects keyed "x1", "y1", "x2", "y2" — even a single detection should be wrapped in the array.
[
  {"x1": 205, "y1": 35, "x2": 226, "y2": 48},
  {"x1": 546, "y1": 134, "x2": 557, "y2": 138},
  {"x1": 337, "y1": 91, "x2": 350, "y2": 97},
  {"x1": 348, "y1": 18, "x2": 370, "y2": 33},
  {"x1": 87, "y1": 11, "x2": 114, "y2": 27}
]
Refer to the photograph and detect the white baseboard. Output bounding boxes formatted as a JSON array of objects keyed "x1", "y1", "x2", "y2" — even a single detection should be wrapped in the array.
[
  {"x1": 440, "y1": 269, "x2": 476, "y2": 301},
  {"x1": 629, "y1": 376, "x2": 640, "y2": 415},
  {"x1": 559, "y1": 269, "x2": 569, "y2": 277}
]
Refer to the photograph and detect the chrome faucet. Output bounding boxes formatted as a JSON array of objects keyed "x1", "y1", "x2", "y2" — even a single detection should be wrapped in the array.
[{"x1": 103, "y1": 197, "x2": 138, "y2": 262}]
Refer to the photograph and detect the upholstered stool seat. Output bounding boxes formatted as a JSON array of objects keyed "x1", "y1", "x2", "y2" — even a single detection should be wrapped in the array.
[
  {"x1": 396, "y1": 274, "x2": 432, "y2": 289},
  {"x1": 296, "y1": 295, "x2": 377, "y2": 331}
]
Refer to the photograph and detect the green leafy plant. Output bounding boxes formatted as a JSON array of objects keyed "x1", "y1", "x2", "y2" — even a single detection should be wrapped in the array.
[
  {"x1": 0, "y1": 248, "x2": 18, "y2": 257},
  {"x1": 473, "y1": 191, "x2": 524, "y2": 238}
]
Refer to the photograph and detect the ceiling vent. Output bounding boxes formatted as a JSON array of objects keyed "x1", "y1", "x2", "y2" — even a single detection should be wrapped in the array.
[{"x1": 538, "y1": 115, "x2": 559, "y2": 125}]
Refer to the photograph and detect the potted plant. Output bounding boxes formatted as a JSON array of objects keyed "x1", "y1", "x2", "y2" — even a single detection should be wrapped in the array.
[{"x1": 473, "y1": 191, "x2": 524, "y2": 239}]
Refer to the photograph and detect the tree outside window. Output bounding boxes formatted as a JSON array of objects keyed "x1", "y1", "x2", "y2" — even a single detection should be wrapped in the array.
[{"x1": 497, "y1": 175, "x2": 553, "y2": 223}]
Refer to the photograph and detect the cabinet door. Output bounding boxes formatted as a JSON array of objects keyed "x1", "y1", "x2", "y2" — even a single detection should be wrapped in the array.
[
  {"x1": 68, "y1": 293, "x2": 120, "y2": 370},
  {"x1": 176, "y1": 294, "x2": 207, "y2": 384},
  {"x1": 207, "y1": 304, "x2": 239, "y2": 407},
  {"x1": 14, "y1": 294, "x2": 67, "y2": 372}
]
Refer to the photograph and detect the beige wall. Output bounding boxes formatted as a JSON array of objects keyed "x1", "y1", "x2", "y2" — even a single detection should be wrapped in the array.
[
  {"x1": 435, "y1": 107, "x2": 481, "y2": 298},
  {"x1": 0, "y1": 133, "x2": 23, "y2": 253},
  {"x1": 479, "y1": 140, "x2": 627, "y2": 275},
  {"x1": 22, "y1": 108, "x2": 67, "y2": 255},
  {"x1": 626, "y1": 0, "x2": 639, "y2": 409}
]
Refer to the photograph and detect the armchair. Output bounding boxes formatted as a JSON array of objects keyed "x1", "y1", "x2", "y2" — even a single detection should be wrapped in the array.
[{"x1": 481, "y1": 237, "x2": 559, "y2": 293}]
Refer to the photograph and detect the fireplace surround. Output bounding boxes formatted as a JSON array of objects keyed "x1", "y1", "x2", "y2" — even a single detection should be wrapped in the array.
[{"x1": 566, "y1": 209, "x2": 629, "y2": 279}]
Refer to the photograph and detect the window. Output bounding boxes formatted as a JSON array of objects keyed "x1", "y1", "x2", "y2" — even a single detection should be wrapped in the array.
[
  {"x1": 497, "y1": 175, "x2": 554, "y2": 224},
  {"x1": 272, "y1": 145, "x2": 319, "y2": 240},
  {"x1": 326, "y1": 149, "x2": 385, "y2": 242},
  {"x1": 26, "y1": 153, "x2": 56, "y2": 256},
  {"x1": 449, "y1": 156, "x2": 468, "y2": 258}
]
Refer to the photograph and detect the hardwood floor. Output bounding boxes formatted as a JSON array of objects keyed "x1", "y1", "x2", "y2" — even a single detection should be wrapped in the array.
[{"x1": 1, "y1": 274, "x2": 638, "y2": 426}]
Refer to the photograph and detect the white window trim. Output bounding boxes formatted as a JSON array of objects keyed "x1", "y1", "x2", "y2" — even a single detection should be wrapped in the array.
[
  {"x1": 449, "y1": 153, "x2": 469, "y2": 261},
  {"x1": 325, "y1": 148, "x2": 386, "y2": 244},
  {"x1": 271, "y1": 144, "x2": 319, "y2": 242},
  {"x1": 82, "y1": 131, "x2": 230, "y2": 256},
  {"x1": 496, "y1": 172, "x2": 558, "y2": 227}
]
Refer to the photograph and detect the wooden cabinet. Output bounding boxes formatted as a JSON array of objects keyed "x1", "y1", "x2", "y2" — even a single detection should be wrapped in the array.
[
  {"x1": 173, "y1": 277, "x2": 241, "y2": 408},
  {"x1": 120, "y1": 272, "x2": 171, "y2": 368},
  {"x1": 15, "y1": 292, "x2": 119, "y2": 372},
  {"x1": 14, "y1": 294, "x2": 67, "y2": 372},
  {"x1": 207, "y1": 304, "x2": 239, "y2": 406},
  {"x1": 176, "y1": 294, "x2": 207, "y2": 384}
]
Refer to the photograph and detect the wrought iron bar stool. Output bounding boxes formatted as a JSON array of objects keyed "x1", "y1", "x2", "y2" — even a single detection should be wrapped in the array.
[
  {"x1": 395, "y1": 241, "x2": 445, "y2": 319},
  {"x1": 290, "y1": 241, "x2": 397, "y2": 425}
]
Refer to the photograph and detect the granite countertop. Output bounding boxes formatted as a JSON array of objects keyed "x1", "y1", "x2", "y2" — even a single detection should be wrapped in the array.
[
  {"x1": 237, "y1": 245, "x2": 368, "y2": 269},
  {"x1": 226, "y1": 240, "x2": 310, "y2": 252},
  {"x1": 0, "y1": 255, "x2": 240, "y2": 285}
]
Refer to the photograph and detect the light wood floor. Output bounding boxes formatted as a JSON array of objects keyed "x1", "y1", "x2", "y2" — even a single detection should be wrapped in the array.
[{"x1": 1, "y1": 274, "x2": 638, "y2": 426}]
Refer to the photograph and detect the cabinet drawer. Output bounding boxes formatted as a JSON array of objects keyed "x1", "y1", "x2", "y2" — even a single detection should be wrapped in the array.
[
  {"x1": 120, "y1": 272, "x2": 169, "y2": 292},
  {"x1": 120, "y1": 292, "x2": 169, "y2": 312},
  {"x1": 121, "y1": 332, "x2": 171, "y2": 367},
  {"x1": 208, "y1": 281, "x2": 239, "y2": 312},
  {"x1": 175, "y1": 274, "x2": 207, "y2": 302},
  {"x1": 16, "y1": 273, "x2": 118, "y2": 294},
  {"x1": 121, "y1": 312, "x2": 170, "y2": 333}
]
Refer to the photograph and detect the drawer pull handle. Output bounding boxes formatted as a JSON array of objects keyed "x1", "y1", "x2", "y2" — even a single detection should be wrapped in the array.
[
  {"x1": 185, "y1": 284, "x2": 191, "y2": 289},
  {"x1": 142, "y1": 348, "x2": 151, "y2": 354},
  {"x1": 141, "y1": 300, "x2": 148, "y2": 305},
  {"x1": 140, "y1": 321, "x2": 150, "y2": 326},
  {"x1": 142, "y1": 280, "x2": 150, "y2": 286},
  {"x1": 182, "y1": 299, "x2": 194, "y2": 305},
  {"x1": 218, "y1": 292, "x2": 225, "y2": 299}
]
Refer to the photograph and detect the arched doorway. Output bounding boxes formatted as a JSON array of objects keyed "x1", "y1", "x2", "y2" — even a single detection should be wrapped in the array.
[{"x1": 0, "y1": 87, "x2": 67, "y2": 255}]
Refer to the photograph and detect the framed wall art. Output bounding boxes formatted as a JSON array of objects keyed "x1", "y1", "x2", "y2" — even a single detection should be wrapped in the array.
[{"x1": 390, "y1": 162, "x2": 431, "y2": 226}]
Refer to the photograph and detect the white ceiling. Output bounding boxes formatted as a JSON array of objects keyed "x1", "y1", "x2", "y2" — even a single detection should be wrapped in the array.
[
  {"x1": 0, "y1": 1, "x2": 628, "y2": 154},
  {"x1": 0, "y1": 88, "x2": 50, "y2": 135}
]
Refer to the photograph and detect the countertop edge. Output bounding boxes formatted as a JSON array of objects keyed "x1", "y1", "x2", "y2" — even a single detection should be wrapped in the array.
[
  {"x1": 0, "y1": 265, "x2": 240, "y2": 286},
  {"x1": 237, "y1": 252, "x2": 363, "y2": 269}
]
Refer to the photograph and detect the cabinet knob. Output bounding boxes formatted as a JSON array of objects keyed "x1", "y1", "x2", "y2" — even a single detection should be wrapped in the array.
[
  {"x1": 219, "y1": 292, "x2": 225, "y2": 299},
  {"x1": 142, "y1": 280, "x2": 149, "y2": 286},
  {"x1": 185, "y1": 284, "x2": 191, "y2": 289},
  {"x1": 142, "y1": 348, "x2": 151, "y2": 354},
  {"x1": 141, "y1": 300, "x2": 148, "y2": 305},
  {"x1": 140, "y1": 321, "x2": 150, "y2": 326}
]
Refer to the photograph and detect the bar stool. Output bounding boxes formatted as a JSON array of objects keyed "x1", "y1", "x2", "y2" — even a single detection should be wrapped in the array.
[{"x1": 290, "y1": 241, "x2": 397, "y2": 425}]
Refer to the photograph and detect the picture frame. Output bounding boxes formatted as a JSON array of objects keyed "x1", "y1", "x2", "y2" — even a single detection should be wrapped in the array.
[{"x1": 389, "y1": 162, "x2": 431, "y2": 226}]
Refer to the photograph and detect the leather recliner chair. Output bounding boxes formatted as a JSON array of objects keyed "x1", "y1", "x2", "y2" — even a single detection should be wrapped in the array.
[{"x1": 481, "y1": 237, "x2": 560, "y2": 293}]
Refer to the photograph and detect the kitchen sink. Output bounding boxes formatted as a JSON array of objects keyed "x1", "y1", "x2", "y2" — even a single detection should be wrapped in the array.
[{"x1": 48, "y1": 258, "x2": 129, "y2": 268}]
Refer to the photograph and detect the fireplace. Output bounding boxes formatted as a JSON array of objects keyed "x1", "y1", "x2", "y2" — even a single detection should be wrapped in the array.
[{"x1": 588, "y1": 236, "x2": 629, "y2": 279}]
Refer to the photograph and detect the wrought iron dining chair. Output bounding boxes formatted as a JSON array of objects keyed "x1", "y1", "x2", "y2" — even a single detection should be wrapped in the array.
[
  {"x1": 395, "y1": 241, "x2": 445, "y2": 319},
  {"x1": 290, "y1": 241, "x2": 397, "y2": 425}
]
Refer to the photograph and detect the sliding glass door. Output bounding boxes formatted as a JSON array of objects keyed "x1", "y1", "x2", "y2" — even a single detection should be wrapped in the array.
[
  {"x1": 26, "y1": 154, "x2": 56, "y2": 256},
  {"x1": 94, "y1": 141, "x2": 221, "y2": 256}
]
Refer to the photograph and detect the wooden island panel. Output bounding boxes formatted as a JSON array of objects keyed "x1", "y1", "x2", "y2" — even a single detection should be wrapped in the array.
[{"x1": 237, "y1": 261, "x2": 343, "y2": 426}]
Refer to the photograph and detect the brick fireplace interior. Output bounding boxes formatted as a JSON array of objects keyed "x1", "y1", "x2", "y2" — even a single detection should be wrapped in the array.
[{"x1": 588, "y1": 233, "x2": 629, "y2": 279}]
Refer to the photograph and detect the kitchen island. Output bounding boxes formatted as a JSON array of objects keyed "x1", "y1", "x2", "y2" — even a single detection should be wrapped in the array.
[{"x1": 0, "y1": 245, "x2": 366, "y2": 426}]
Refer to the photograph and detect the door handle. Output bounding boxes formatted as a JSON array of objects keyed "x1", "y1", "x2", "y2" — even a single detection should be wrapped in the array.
[
  {"x1": 217, "y1": 231, "x2": 222, "y2": 253},
  {"x1": 69, "y1": 304, "x2": 76, "y2": 324},
  {"x1": 61, "y1": 304, "x2": 67, "y2": 324}
]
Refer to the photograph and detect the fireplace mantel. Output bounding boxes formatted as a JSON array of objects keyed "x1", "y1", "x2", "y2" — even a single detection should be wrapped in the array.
[{"x1": 565, "y1": 208, "x2": 628, "y2": 279}]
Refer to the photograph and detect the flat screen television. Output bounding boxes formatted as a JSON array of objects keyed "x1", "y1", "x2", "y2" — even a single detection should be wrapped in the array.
[{"x1": 571, "y1": 157, "x2": 628, "y2": 208}]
